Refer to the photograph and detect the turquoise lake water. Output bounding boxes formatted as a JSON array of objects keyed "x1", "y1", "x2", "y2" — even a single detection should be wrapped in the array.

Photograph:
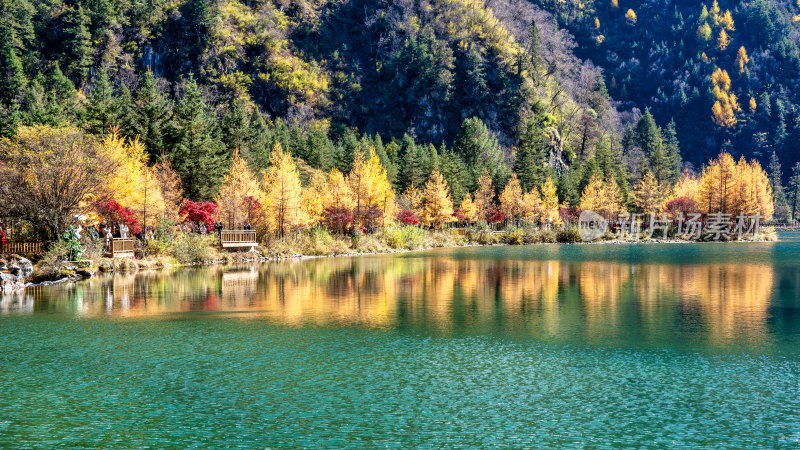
[{"x1": 2, "y1": 233, "x2": 800, "y2": 446}]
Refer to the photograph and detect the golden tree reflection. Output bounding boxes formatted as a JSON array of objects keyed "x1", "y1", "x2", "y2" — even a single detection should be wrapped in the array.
[{"x1": 17, "y1": 253, "x2": 775, "y2": 347}]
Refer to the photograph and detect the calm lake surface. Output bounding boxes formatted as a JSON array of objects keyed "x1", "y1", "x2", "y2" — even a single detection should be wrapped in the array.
[{"x1": 2, "y1": 233, "x2": 800, "y2": 446}]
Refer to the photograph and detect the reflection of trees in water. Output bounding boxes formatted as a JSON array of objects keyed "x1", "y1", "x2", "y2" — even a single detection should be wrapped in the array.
[{"x1": 22, "y1": 256, "x2": 776, "y2": 346}]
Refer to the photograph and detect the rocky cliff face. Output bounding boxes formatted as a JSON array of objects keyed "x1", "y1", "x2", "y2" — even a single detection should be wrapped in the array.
[{"x1": 0, "y1": 257, "x2": 33, "y2": 292}]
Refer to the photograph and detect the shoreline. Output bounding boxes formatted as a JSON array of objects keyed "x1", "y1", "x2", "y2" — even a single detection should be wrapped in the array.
[{"x1": 15, "y1": 233, "x2": 779, "y2": 291}]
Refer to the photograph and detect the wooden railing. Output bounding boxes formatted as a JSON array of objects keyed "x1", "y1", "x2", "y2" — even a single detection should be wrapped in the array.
[
  {"x1": 107, "y1": 238, "x2": 135, "y2": 258},
  {"x1": 220, "y1": 230, "x2": 258, "y2": 248},
  {"x1": 0, "y1": 240, "x2": 45, "y2": 257}
]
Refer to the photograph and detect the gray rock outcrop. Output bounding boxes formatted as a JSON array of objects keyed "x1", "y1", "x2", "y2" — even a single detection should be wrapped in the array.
[{"x1": 0, "y1": 256, "x2": 33, "y2": 292}]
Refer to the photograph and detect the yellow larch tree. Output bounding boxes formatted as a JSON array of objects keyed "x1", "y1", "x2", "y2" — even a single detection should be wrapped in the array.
[
  {"x1": 541, "y1": 176, "x2": 561, "y2": 224},
  {"x1": 302, "y1": 170, "x2": 329, "y2": 226},
  {"x1": 474, "y1": 170, "x2": 495, "y2": 221},
  {"x1": 633, "y1": 171, "x2": 665, "y2": 214},
  {"x1": 154, "y1": 152, "x2": 183, "y2": 219},
  {"x1": 730, "y1": 157, "x2": 773, "y2": 219},
  {"x1": 717, "y1": 29, "x2": 731, "y2": 51},
  {"x1": 402, "y1": 184, "x2": 424, "y2": 218},
  {"x1": 625, "y1": 9, "x2": 637, "y2": 24},
  {"x1": 421, "y1": 170, "x2": 454, "y2": 229},
  {"x1": 611, "y1": 0, "x2": 618, "y2": 8},
  {"x1": 736, "y1": 46, "x2": 749, "y2": 73},
  {"x1": 459, "y1": 193, "x2": 477, "y2": 223},
  {"x1": 664, "y1": 169, "x2": 701, "y2": 206},
  {"x1": 697, "y1": 23, "x2": 712, "y2": 42},
  {"x1": 101, "y1": 129, "x2": 166, "y2": 230},
  {"x1": 710, "y1": 0, "x2": 721, "y2": 24},
  {"x1": 323, "y1": 169, "x2": 355, "y2": 212},
  {"x1": 711, "y1": 68, "x2": 739, "y2": 127},
  {"x1": 580, "y1": 174, "x2": 625, "y2": 220},
  {"x1": 261, "y1": 143, "x2": 307, "y2": 236},
  {"x1": 719, "y1": 10, "x2": 735, "y2": 31},
  {"x1": 522, "y1": 187, "x2": 543, "y2": 223},
  {"x1": 347, "y1": 149, "x2": 396, "y2": 227},
  {"x1": 749, "y1": 96, "x2": 757, "y2": 112},
  {"x1": 215, "y1": 149, "x2": 262, "y2": 228},
  {"x1": 499, "y1": 173, "x2": 525, "y2": 222},
  {"x1": 697, "y1": 152, "x2": 738, "y2": 214}
]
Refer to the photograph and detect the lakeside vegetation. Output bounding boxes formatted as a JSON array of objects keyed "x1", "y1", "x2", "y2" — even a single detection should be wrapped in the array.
[{"x1": 0, "y1": 0, "x2": 793, "y2": 281}]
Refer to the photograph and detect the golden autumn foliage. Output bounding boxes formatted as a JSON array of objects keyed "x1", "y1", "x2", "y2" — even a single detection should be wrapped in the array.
[
  {"x1": 347, "y1": 149, "x2": 396, "y2": 227},
  {"x1": 719, "y1": 10, "x2": 735, "y2": 31},
  {"x1": 580, "y1": 174, "x2": 626, "y2": 219},
  {"x1": 611, "y1": 0, "x2": 618, "y2": 8},
  {"x1": 102, "y1": 129, "x2": 167, "y2": 226},
  {"x1": 736, "y1": 46, "x2": 749, "y2": 73},
  {"x1": 215, "y1": 149, "x2": 262, "y2": 228},
  {"x1": 664, "y1": 169, "x2": 701, "y2": 206},
  {"x1": 154, "y1": 153, "x2": 183, "y2": 219},
  {"x1": 499, "y1": 173, "x2": 525, "y2": 221},
  {"x1": 749, "y1": 96, "x2": 757, "y2": 112},
  {"x1": 697, "y1": 23, "x2": 712, "y2": 42},
  {"x1": 711, "y1": 68, "x2": 739, "y2": 127},
  {"x1": 633, "y1": 171, "x2": 665, "y2": 214},
  {"x1": 474, "y1": 170, "x2": 495, "y2": 220},
  {"x1": 541, "y1": 177, "x2": 561, "y2": 224},
  {"x1": 421, "y1": 170, "x2": 454, "y2": 228},
  {"x1": 323, "y1": 169, "x2": 355, "y2": 212},
  {"x1": 261, "y1": 143, "x2": 307, "y2": 236},
  {"x1": 625, "y1": 9, "x2": 637, "y2": 24},
  {"x1": 459, "y1": 193, "x2": 477, "y2": 223},
  {"x1": 594, "y1": 17, "x2": 600, "y2": 28},
  {"x1": 717, "y1": 29, "x2": 731, "y2": 50},
  {"x1": 402, "y1": 184, "x2": 424, "y2": 218},
  {"x1": 522, "y1": 187, "x2": 543, "y2": 223},
  {"x1": 696, "y1": 152, "x2": 773, "y2": 219},
  {"x1": 302, "y1": 170, "x2": 330, "y2": 225}
]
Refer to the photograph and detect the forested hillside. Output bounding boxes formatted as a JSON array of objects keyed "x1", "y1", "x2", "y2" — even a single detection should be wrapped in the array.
[
  {"x1": 534, "y1": 0, "x2": 800, "y2": 170},
  {"x1": 0, "y1": 0, "x2": 796, "y2": 220}
]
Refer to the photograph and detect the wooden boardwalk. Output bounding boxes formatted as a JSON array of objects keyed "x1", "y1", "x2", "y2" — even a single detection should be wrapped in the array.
[
  {"x1": 220, "y1": 230, "x2": 258, "y2": 249},
  {"x1": 0, "y1": 240, "x2": 45, "y2": 257},
  {"x1": 106, "y1": 238, "x2": 135, "y2": 258}
]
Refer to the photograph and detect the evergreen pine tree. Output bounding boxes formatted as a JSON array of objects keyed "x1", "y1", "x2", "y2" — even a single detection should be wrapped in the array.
[
  {"x1": 61, "y1": 5, "x2": 92, "y2": 83},
  {"x1": 662, "y1": 119, "x2": 682, "y2": 185},
  {"x1": 0, "y1": 30, "x2": 26, "y2": 105},
  {"x1": 789, "y1": 163, "x2": 800, "y2": 221},
  {"x1": 439, "y1": 149, "x2": 468, "y2": 204},
  {"x1": 221, "y1": 99, "x2": 250, "y2": 154},
  {"x1": 768, "y1": 151, "x2": 788, "y2": 218},
  {"x1": 245, "y1": 109, "x2": 272, "y2": 172},
  {"x1": 307, "y1": 126, "x2": 335, "y2": 171},
  {"x1": 129, "y1": 71, "x2": 171, "y2": 160},
  {"x1": 85, "y1": 67, "x2": 119, "y2": 136},
  {"x1": 168, "y1": 76, "x2": 226, "y2": 200},
  {"x1": 453, "y1": 117, "x2": 510, "y2": 190},
  {"x1": 514, "y1": 114, "x2": 548, "y2": 191}
]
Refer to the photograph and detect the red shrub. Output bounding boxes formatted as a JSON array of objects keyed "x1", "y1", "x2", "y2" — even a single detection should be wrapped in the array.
[
  {"x1": 242, "y1": 196, "x2": 263, "y2": 225},
  {"x1": 323, "y1": 207, "x2": 354, "y2": 234},
  {"x1": 95, "y1": 201, "x2": 142, "y2": 234},
  {"x1": 485, "y1": 206, "x2": 504, "y2": 224},
  {"x1": 396, "y1": 209, "x2": 420, "y2": 226},
  {"x1": 559, "y1": 206, "x2": 581, "y2": 224},
  {"x1": 179, "y1": 200, "x2": 219, "y2": 227},
  {"x1": 664, "y1": 196, "x2": 699, "y2": 220}
]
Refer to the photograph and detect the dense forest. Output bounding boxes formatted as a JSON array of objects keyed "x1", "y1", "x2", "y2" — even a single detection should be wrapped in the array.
[
  {"x1": 534, "y1": 0, "x2": 800, "y2": 191},
  {"x1": 0, "y1": 0, "x2": 797, "y2": 223}
]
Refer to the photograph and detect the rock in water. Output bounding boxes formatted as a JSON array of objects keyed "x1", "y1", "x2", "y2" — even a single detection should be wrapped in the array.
[{"x1": 0, "y1": 256, "x2": 34, "y2": 291}]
